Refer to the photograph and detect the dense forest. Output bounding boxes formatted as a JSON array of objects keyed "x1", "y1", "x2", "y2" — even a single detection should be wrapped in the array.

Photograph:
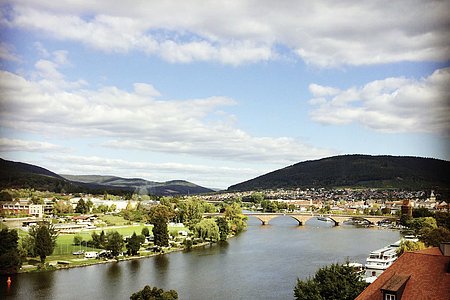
[{"x1": 228, "y1": 155, "x2": 450, "y2": 191}]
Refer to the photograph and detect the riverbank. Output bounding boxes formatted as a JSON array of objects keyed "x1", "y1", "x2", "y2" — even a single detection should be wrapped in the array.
[{"x1": 17, "y1": 240, "x2": 215, "y2": 273}]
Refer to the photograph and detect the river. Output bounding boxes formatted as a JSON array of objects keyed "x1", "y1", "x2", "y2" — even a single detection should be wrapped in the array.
[{"x1": 1, "y1": 217, "x2": 400, "y2": 299}]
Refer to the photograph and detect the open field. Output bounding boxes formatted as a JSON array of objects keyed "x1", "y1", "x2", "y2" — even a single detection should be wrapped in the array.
[{"x1": 19, "y1": 223, "x2": 189, "y2": 271}]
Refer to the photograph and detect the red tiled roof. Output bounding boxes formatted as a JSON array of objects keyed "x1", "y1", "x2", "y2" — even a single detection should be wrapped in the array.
[{"x1": 356, "y1": 248, "x2": 450, "y2": 300}]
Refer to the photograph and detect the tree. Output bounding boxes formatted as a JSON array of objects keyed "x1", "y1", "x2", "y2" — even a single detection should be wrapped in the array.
[
  {"x1": 216, "y1": 217, "x2": 229, "y2": 241},
  {"x1": 294, "y1": 263, "x2": 367, "y2": 300},
  {"x1": 91, "y1": 230, "x2": 107, "y2": 249},
  {"x1": 413, "y1": 207, "x2": 434, "y2": 218},
  {"x1": 224, "y1": 203, "x2": 247, "y2": 234},
  {"x1": 419, "y1": 227, "x2": 450, "y2": 247},
  {"x1": 29, "y1": 223, "x2": 58, "y2": 263},
  {"x1": 408, "y1": 217, "x2": 437, "y2": 235},
  {"x1": 73, "y1": 235, "x2": 83, "y2": 246},
  {"x1": 126, "y1": 232, "x2": 144, "y2": 256},
  {"x1": 294, "y1": 278, "x2": 322, "y2": 300},
  {"x1": 180, "y1": 198, "x2": 204, "y2": 230},
  {"x1": 148, "y1": 205, "x2": 174, "y2": 248},
  {"x1": 434, "y1": 211, "x2": 450, "y2": 230},
  {"x1": 75, "y1": 198, "x2": 88, "y2": 214},
  {"x1": 194, "y1": 219, "x2": 219, "y2": 242},
  {"x1": 130, "y1": 285, "x2": 178, "y2": 300},
  {"x1": 0, "y1": 191, "x2": 13, "y2": 202},
  {"x1": 0, "y1": 228, "x2": 22, "y2": 274},
  {"x1": 141, "y1": 227, "x2": 150, "y2": 237},
  {"x1": 106, "y1": 231, "x2": 124, "y2": 257},
  {"x1": 152, "y1": 218, "x2": 169, "y2": 248},
  {"x1": 396, "y1": 240, "x2": 427, "y2": 256},
  {"x1": 54, "y1": 200, "x2": 73, "y2": 214}
]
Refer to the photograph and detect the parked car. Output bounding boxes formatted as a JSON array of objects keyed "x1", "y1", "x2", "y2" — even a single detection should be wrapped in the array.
[
  {"x1": 98, "y1": 250, "x2": 113, "y2": 259},
  {"x1": 84, "y1": 251, "x2": 98, "y2": 259},
  {"x1": 72, "y1": 250, "x2": 85, "y2": 255}
]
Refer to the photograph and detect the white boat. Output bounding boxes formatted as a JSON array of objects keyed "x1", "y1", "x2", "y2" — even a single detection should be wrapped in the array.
[{"x1": 364, "y1": 245, "x2": 398, "y2": 278}]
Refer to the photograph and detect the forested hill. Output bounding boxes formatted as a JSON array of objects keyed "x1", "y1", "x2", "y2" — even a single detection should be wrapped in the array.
[
  {"x1": 0, "y1": 158, "x2": 213, "y2": 195},
  {"x1": 228, "y1": 155, "x2": 450, "y2": 191}
]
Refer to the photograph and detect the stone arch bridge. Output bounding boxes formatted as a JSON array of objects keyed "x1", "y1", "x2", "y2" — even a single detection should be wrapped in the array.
[{"x1": 204, "y1": 212, "x2": 397, "y2": 226}]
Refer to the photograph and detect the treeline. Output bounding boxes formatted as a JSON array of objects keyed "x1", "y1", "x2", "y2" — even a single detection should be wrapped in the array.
[{"x1": 229, "y1": 155, "x2": 450, "y2": 191}]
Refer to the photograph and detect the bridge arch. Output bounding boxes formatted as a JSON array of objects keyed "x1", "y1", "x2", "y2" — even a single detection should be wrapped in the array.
[{"x1": 246, "y1": 214, "x2": 315, "y2": 226}]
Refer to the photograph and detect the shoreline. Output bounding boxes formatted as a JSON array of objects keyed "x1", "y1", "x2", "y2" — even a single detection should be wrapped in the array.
[{"x1": 16, "y1": 240, "x2": 222, "y2": 274}]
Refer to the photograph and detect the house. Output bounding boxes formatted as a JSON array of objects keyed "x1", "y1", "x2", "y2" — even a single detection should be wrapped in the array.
[
  {"x1": 356, "y1": 244, "x2": 450, "y2": 300},
  {"x1": 0, "y1": 200, "x2": 43, "y2": 218}
]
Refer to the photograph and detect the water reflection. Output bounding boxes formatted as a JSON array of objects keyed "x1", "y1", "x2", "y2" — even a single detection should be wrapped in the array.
[
  {"x1": 106, "y1": 262, "x2": 122, "y2": 278},
  {"x1": 128, "y1": 259, "x2": 141, "y2": 273},
  {"x1": 5, "y1": 219, "x2": 400, "y2": 300}
]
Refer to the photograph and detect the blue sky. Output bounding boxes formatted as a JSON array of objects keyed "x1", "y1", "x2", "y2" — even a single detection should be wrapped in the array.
[{"x1": 0, "y1": 1, "x2": 449, "y2": 189}]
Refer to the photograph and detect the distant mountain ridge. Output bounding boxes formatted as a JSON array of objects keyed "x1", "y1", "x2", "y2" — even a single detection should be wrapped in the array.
[
  {"x1": 61, "y1": 174, "x2": 213, "y2": 195},
  {"x1": 0, "y1": 158, "x2": 213, "y2": 195},
  {"x1": 228, "y1": 155, "x2": 450, "y2": 191}
]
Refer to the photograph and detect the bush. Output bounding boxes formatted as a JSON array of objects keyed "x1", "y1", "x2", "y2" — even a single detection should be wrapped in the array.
[
  {"x1": 130, "y1": 285, "x2": 178, "y2": 300},
  {"x1": 73, "y1": 235, "x2": 83, "y2": 246}
]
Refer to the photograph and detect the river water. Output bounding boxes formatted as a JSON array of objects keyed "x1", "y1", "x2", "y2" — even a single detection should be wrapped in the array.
[{"x1": 1, "y1": 217, "x2": 400, "y2": 299}]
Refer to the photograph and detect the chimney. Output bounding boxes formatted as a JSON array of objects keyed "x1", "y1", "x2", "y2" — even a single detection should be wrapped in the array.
[{"x1": 439, "y1": 242, "x2": 450, "y2": 257}]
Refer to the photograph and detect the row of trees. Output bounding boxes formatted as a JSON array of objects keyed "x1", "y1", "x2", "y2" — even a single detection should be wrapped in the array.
[
  {"x1": 1, "y1": 222, "x2": 58, "y2": 274},
  {"x1": 294, "y1": 263, "x2": 367, "y2": 300},
  {"x1": 401, "y1": 208, "x2": 450, "y2": 248},
  {"x1": 74, "y1": 230, "x2": 146, "y2": 257}
]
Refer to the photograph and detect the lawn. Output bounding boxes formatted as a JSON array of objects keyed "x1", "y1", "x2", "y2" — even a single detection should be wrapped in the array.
[{"x1": 18, "y1": 223, "x2": 188, "y2": 270}]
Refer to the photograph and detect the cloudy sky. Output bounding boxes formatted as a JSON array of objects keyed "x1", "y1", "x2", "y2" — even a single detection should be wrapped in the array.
[{"x1": 0, "y1": 0, "x2": 449, "y2": 189}]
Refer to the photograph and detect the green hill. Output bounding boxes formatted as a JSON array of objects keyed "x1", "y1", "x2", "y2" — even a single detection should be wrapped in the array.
[
  {"x1": 0, "y1": 158, "x2": 213, "y2": 195},
  {"x1": 228, "y1": 155, "x2": 450, "y2": 191}
]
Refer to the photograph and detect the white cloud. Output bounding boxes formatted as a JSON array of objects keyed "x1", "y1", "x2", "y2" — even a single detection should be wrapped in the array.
[
  {"x1": 0, "y1": 138, "x2": 66, "y2": 152},
  {"x1": 42, "y1": 154, "x2": 266, "y2": 189},
  {"x1": 3, "y1": 0, "x2": 449, "y2": 66},
  {"x1": 0, "y1": 55, "x2": 334, "y2": 164},
  {"x1": 308, "y1": 68, "x2": 450, "y2": 134},
  {"x1": 0, "y1": 42, "x2": 21, "y2": 62}
]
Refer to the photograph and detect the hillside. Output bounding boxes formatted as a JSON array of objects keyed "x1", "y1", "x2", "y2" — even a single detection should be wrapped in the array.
[
  {"x1": 0, "y1": 158, "x2": 213, "y2": 195},
  {"x1": 62, "y1": 175, "x2": 213, "y2": 195},
  {"x1": 228, "y1": 155, "x2": 450, "y2": 191}
]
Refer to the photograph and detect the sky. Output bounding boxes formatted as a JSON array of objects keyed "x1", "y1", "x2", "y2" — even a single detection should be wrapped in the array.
[{"x1": 0, "y1": 1, "x2": 449, "y2": 190}]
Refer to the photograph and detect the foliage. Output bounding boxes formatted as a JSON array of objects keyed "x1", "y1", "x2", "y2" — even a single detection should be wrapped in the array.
[
  {"x1": 261, "y1": 200, "x2": 278, "y2": 212},
  {"x1": 396, "y1": 240, "x2": 427, "y2": 256},
  {"x1": 130, "y1": 285, "x2": 178, "y2": 300},
  {"x1": 148, "y1": 205, "x2": 175, "y2": 224},
  {"x1": 434, "y1": 211, "x2": 450, "y2": 230},
  {"x1": 126, "y1": 232, "x2": 145, "y2": 256},
  {"x1": 0, "y1": 191, "x2": 13, "y2": 201},
  {"x1": 294, "y1": 263, "x2": 367, "y2": 300},
  {"x1": 228, "y1": 155, "x2": 450, "y2": 190},
  {"x1": 399, "y1": 214, "x2": 412, "y2": 226},
  {"x1": 0, "y1": 228, "x2": 22, "y2": 274},
  {"x1": 75, "y1": 198, "x2": 89, "y2": 214},
  {"x1": 152, "y1": 218, "x2": 169, "y2": 247},
  {"x1": 178, "y1": 198, "x2": 205, "y2": 230},
  {"x1": 54, "y1": 200, "x2": 73, "y2": 214},
  {"x1": 147, "y1": 205, "x2": 174, "y2": 247},
  {"x1": 419, "y1": 227, "x2": 450, "y2": 247},
  {"x1": 294, "y1": 278, "x2": 322, "y2": 300},
  {"x1": 29, "y1": 223, "x2": 58, "y2": 263},
  {"x1": 91, "y1": 230, "x2": 107, "y2": 249},
  {"x1": 106, "y1": 231, "x2": 124, "y2": 257},
  {"x1": 141, "y1": 227, "x2": 150, "y2": 237},
  {"x1": 412, "y1": 207, "x2": 434, "y2": 218},
  {"x1": 73, "y1": 235, "x2": 83, "y2": 246},
  {"x1": 216, "y1": 217, "x2": 229, "y2": 241},
  {"x1": 194, "y1": 219, "x2": 219, "y2": 242},
  {"x1": 408, "y1": 217, "x2": 437, "y2": 235},
  {"x1": 224, "y1": 203, "x2": 247, "y2": 234}
]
